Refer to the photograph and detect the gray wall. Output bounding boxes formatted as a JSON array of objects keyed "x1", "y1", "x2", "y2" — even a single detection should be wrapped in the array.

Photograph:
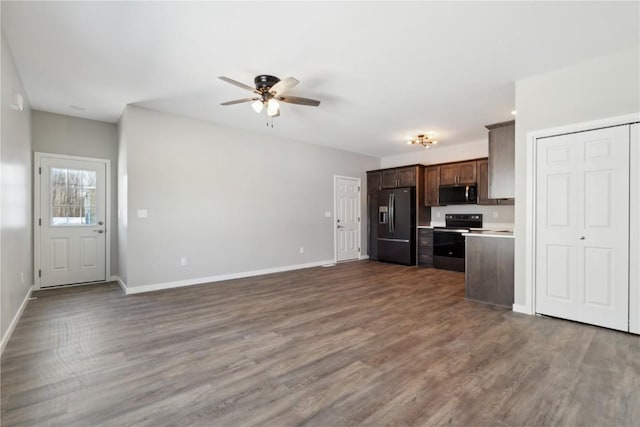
[
  {"x1": 1, "y1": 32, "x2": 33, "y2": 343},
  {"x1": 119, "y1": 106, "x2": 379, "y2": 288},
  {"x1": 31, "y1": 110, "x2": 119, "y2": 276},
  {"x1": 117, "y1": 114, "x2": 128, "y2": 284},
  {"x1": 514, "y1": 47, "x2": 640, "y2": 306}
]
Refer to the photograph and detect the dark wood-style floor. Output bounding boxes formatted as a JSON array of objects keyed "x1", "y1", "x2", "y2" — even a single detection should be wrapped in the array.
[{"x1": 2, "y1": 261, "x2": 638, "y2": 426}]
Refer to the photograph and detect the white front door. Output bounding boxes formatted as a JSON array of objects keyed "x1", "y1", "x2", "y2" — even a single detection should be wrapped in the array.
[
  {"x1": 36, "y1": 154, "x2": 107, "y2": 287},
  {"x1": 335, "y1": 176, "x2": 361, "y2": 262},
  {"x1": 535, "y1": 125, "x2": 629, "y2": 331}
]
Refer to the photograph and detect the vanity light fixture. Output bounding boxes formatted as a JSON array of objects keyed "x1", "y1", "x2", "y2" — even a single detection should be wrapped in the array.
[{"x1": 407, "y1": 134, "x2": 438, "y2": 148}]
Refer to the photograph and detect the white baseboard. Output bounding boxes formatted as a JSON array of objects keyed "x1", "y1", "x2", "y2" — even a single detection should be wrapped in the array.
[
  {"x1": 124, "y1": 259, "x2": 334, "y2": 295},
  {"x1": 1, "y1": 285, "x2": 33, "y2": 355},
  {"x1": 359, "y1": 255, "x2": 370, "y2": 260},
  {"x1": 512, "y1": 303, "x2": 533, "y2": 315},
  {"x1": 110, "y1": 275, "x2": 127, "y2": 293}
]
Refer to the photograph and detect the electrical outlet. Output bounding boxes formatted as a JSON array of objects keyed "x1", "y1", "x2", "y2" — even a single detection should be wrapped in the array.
[
  {"x1": 137, "y1": 209, "x2": 148, "y2": 218},
  {"x1": 436, "y1": 212, "x2": 441, "y2": 218},
  {"x1": 299, "y1": 247, "x2": 304, "y2": 254},
  {"x1": 492, "y1": 211, "x2": 499, "y2": 219},
  {"x1": 180, "y1": 257, "x2": 187, "y2": 266},
  {"x1": 20, "y1": 272, "x2": 24, "y2": 284}
]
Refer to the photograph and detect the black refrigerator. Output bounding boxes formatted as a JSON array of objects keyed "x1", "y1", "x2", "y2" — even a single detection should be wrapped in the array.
[{"x1": 377, "y1": 187, "x2": 416, "y2": 265}]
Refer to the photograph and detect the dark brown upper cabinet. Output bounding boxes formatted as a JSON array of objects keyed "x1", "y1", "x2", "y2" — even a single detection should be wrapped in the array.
[
  {"x1": 477, "y1": 158, "x2": 514, "y2": 205},
  {"x1": 367, "y1": 171, "x2": 382, "y2": 195},
  {"x1": 477, "y1": 159, "x2": 496, "y2": 205},
  {"x1": 439, "y1": 161, "x2": 477, "y2": 185},
  {"x1": 487, "y1": 120, "x2": 515, "y2": 199},
  {"x1": 382, "y1": 166, "x2": 417, "y2": 189},
  {"x1": 424, "y1": 166, "x2": 440, "y2": 206}
]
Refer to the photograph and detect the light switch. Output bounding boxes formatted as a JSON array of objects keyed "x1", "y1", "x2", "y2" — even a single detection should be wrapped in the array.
[
  {"x1": 137, "y1": 209, "x2": 148, "y2": 218},
  {"x1": 325, "y1": 211, "x2": 332, "y2": 218}
]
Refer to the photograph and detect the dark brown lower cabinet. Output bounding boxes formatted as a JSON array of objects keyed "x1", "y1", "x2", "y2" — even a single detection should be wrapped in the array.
[
  {"x1": 417, "y1": 228, "x2": 433, "y2": 267},
  {"x1": 465, "y1": 236, "x2": 514, "y2": 307}
]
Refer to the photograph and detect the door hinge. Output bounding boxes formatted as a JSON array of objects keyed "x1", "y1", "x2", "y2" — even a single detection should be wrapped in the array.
[
  {"x1": 39, "y1": 167, "x2": 42, "y2": 175},
  {"x1": 38, "y1": 269, "x2": 41, "y2": 278},
  {"x1": 39, "y1": 218, "x2": 41, "y2": 226},
  {"x1": 358, "y1": 217, "x2": 361, "y2": 222},
  {"x1": 358, "y1": 186, "x2": 361, "y2": 192}
]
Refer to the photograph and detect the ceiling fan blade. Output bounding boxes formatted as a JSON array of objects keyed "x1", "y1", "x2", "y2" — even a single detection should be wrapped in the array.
[
  {"x1": 270, "y1": 77, "x2": 300, "y2": 96},
  {"x1": 218, "y1": 76, "x2": 257, "y2": 93},
  {"x1": 278, "y1": 95, "x2": 321, "y2": 107},
  {"x1": 220, "y1": 97, "x2": 257, "y2": 106}
]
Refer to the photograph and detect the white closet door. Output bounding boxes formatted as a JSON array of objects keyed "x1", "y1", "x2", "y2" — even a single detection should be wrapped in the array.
[{"x1": 536, "y1": 125, "x2": 629, "y2": 331}]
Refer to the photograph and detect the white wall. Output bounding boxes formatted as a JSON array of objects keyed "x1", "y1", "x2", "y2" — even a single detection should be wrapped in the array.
[
  {"x1": 1, "y1": 32, "x2": 32, "y2": 345},
  {"x1": 380, "y1": 139, "x2": 487, "y2": 168},
  {"x1": 119, "y1": 106, "x2": 379, "y2": 288},
  {"x1": 514, "y1": 47, "x2": 640, "y2": 307},
  {"x1": 31, "y1": 110, "x2": 119, "y2": 276}
]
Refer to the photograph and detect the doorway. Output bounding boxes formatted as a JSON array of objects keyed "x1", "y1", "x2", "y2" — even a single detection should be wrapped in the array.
[
  {"x1": 34, "y1": 153, "x2": 110, "y2": 288},
  {"x1": 334, "y1": 176, "x2": 361, "y2": 262}
]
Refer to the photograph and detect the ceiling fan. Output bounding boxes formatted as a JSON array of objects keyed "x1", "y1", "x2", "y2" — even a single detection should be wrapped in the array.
[{"x1": 218, "y1": 75, "x2": 321, "y2": 119}]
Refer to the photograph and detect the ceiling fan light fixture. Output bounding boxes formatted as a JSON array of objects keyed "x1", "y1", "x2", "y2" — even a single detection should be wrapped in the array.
[
  {"x1": 219, "y1": 75, "x2": 320, "y2": 125},
  {"x1": 267, "y1": 99, "x2": 280, "y2": 117},
  {"x1": 251, "y1": 100, "x2": 264, "y2": 113}
]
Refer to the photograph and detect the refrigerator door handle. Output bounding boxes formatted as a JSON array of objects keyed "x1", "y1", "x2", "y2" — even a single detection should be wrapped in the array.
[
  {"x1": 388, "y1": 193, "x2": 392, "y2": 233},
  {"x1": 389, "y1": 193, "x2": 396, "y2": 233}
]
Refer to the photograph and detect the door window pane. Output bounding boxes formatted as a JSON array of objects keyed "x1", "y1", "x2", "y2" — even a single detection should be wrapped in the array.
[{"x1": 50, "y1": 168, "x2": 97, "y2": 226}]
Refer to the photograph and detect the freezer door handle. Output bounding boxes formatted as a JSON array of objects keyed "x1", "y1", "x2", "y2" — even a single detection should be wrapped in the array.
[{"x1": 378, "y1": 238, "x2": 410, "y2": 243}]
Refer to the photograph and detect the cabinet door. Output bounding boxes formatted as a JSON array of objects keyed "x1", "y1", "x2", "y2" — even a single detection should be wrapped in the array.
[
  {"x1": 488, "y1": 121, "x2": 515, "y2": 199},
  {"x1": 424, "y1": 166, "x2": 440, "y2": 206},
  {"x1": 381, "y1": 170, "x2": 398, "y2": 188},
  {"x1": 396, "y1": 167, "x2": 416, "y2": 187},
  {"x1": 439, "y1": 164, "x2": 459, "y2": 185},
  {"x1": 477, "y1": 159, "x2": 497, "y2": 205},
  {"x1": 418, "y1": 228, "x2": 433, "y2": 267},
  {"x1": 367, "y1": 171, "x2": 382, "y2": 195},
  {"x1": 458, "y1": 161, "x2": 477, "y2": 184}
]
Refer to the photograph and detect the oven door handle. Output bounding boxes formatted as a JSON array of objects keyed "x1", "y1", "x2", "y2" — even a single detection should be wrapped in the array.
[{"x1": 465, "y1": 185, "x2": 469, "y2": 202}]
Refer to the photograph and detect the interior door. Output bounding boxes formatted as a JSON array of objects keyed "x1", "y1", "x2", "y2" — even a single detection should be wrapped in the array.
[
  {"x1": 336, "y1": 176, "x2": 360, "y2": 262},
  {"x1": 37, "y1": 155, "x2": 107, "y2": 287},
  {"x1": 535, "y1": 125, "x2": 629, "y2": 331}
]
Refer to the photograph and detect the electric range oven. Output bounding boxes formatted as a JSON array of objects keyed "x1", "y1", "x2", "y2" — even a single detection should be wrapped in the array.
[{"x1": 433, "y1": 214, "x2": 482, "y2": 272}]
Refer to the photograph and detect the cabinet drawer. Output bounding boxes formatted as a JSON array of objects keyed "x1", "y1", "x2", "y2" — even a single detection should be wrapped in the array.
[
  {"x1": 418, "y1": 228, "x2": 433, "y2": 238},
  {"x1": 418, "y1": 254, "x2": 433, "y2": 267},
  {"x1": 418, "y1": 237, "x2": 433, "y2": 247}
]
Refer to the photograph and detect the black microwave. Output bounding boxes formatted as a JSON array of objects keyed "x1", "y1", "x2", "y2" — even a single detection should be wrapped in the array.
[{"x1": 438, "y1": 184, "x2": 477, "y2": 205}]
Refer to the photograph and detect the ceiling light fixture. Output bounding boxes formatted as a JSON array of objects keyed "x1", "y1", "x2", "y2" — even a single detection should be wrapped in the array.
[
  {"x1": 407, "y1": 134, "x2": 438, "y2": 149},
  {"x1": 251, "y1": 100, "x2": 264, "y2": 113}
]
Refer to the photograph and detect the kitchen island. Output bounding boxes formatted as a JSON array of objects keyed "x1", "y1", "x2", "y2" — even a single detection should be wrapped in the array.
[{"x1": 464, "y1": 231, "x2": 514, "y2": 308}]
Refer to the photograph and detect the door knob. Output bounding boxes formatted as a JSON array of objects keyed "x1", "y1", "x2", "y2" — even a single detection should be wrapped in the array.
[
  {"x1": 337, "y1": 225, "x2": 344, "y2": 228},
  {"x1": 93, "y1": 229, "x2": 104, "y2": 234},
  {"x1": 579, "y1": 236, "x2": 585, "y2": 240}
]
